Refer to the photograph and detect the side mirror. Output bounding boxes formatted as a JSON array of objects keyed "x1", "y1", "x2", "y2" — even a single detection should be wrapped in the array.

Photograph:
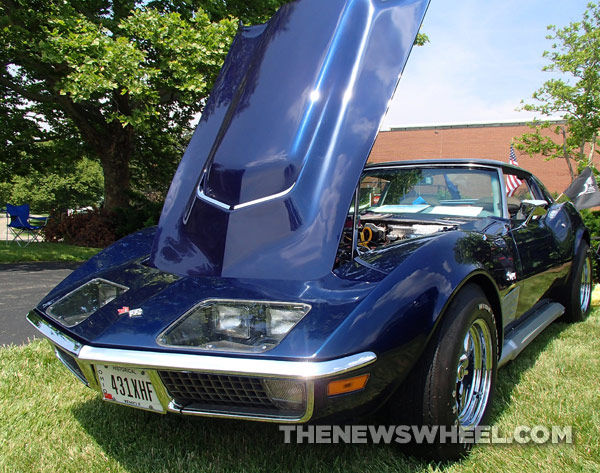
[{"x1": 519, "y1": 199, "x2": 548, "y2": 227}]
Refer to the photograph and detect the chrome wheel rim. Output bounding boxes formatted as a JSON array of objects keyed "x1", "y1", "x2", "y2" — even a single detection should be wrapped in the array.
[
  {"x1": 580, "y1": 255, "x2": 592, "y2": 314},
  {"x1": 455, "y1": 318, "x2": 493, "y2": 428}
]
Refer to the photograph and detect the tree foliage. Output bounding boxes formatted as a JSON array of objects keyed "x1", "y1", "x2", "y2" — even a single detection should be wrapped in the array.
[
  {"x1": 515, "y1": 121, "x2": 576, "y2": 182},
  {"x1": 1, "y1": 0, "x2": 425, "y2": 214},
  {"x1": 0, "y1": 0, "x2": 286, "y2": 211},
  {"x1": 517, "y1": 2, "x2": 600, "y2": 180},
  {"x1": 0, "y1": 157, "x2": 104, "y2": 213}
]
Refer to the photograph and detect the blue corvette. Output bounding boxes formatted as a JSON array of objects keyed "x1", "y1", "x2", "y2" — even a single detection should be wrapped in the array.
[{"x1": 28, "y1": 0, "x2": 591, "y2": 460}]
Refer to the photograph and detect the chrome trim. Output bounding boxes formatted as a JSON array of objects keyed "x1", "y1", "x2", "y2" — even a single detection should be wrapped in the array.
[
  {"x1": 196, "y1": 183, "x2": 296, "y2": 211},
  {"x1": 365, "y1": 161, "x2": 507, "y2": 172},
  {"x1": 362, "y1": 163, "x2": 509, "y2": 219},
  {"x1": 29, "y1": 312, "x2": 374, "y2": 423},
  {"x1": 28, "y1": 310, "x2": 376, "y2": 378},
  {"x1": 196, "y1": 188, "x2": 230, "y2": 210},
  {"x1": 233, "y1": 183, "x2": 295, "y2": 210},
  {"x1": 77, "y1": 346, "x2": 376, "y2": 379},
  {"x1": 27, "y1": 311, "x2": 82, "y2": 355},
  {"x1": 499, "y1": 302, "x2": 564, "y2": 367},
  {"x1": 499, "y1": 167, "x2": 511, "y2": 218},
  {"x1": 580, "y1": 252, "x2": 592, "y2": 314},
  {"x1": 146, "y1": 370, "x2": 171, "y2": 415},
  {"x1": 455, "y1": 317, "x2": 493, "y2": 428},
  {"x1": 54, "y1": 347, "x2": 89, "y2": 386},
  {"x1": 80, "y1": 362, "x2": 100, "y2": 391}
]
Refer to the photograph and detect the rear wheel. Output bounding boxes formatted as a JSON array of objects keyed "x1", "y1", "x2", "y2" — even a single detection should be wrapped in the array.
[
  {"x1": 390, "y1": 284, "x2": 498, "y2": 460},
  {"x1": 563, "y1": 241, "x2": 592, "y2": 323}
]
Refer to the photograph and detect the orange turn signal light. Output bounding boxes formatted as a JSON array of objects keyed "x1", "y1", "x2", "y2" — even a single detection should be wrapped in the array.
[{"x1": 327, "y1": 374, "x2": 370, "y2": 396}]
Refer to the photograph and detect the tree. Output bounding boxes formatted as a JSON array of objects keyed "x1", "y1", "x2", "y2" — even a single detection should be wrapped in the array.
[
  {"x1": 517, "y1": 2, "x2": 600, "y2": 180},
  {"x1": 1, "y1": 0, "x2": 424, "y2": 212},
  {"x1": 152, "y1": 0, "x2": 290, "y2": 23},
  {"x1": 1, "y1": 157, "x2": 104, "y2": 213},
  {"x1": 515, "y1": 121, "x2": 576, "y2": 182},
  {"x1": 0, "y1": 1, "x2": 287, "y2": 211},
  {"x1": 0, "y1": 73, "x2": 101, "y2": 211}
]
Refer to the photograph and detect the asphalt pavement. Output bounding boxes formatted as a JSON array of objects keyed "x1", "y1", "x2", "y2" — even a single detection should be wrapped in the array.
[{"x1": 0, "y1": 262, "x2": 80, "y2": 346}]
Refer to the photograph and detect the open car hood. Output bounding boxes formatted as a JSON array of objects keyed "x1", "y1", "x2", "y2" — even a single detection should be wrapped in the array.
[{"x1": 150, "y1": 0, "x2": 430, "y2": 280}]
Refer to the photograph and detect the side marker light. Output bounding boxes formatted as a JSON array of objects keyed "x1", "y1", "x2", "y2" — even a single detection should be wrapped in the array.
[{"x1": 327, "y1": 374, "x2": 370, "y2": 396}]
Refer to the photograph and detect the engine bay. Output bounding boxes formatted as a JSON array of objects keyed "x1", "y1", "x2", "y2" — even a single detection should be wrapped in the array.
[{"x1": 335, "y1": 213, "x2": 457, "y2": 267}]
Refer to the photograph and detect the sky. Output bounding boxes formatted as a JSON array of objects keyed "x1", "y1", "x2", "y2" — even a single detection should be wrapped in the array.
[{"x1": 381, "y1": 0, "x2": 593, "y2": 129}]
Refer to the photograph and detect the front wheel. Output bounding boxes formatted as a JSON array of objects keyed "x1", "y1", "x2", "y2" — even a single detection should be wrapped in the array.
[{"x1": 390, "y1": 284, "x2": 498, "y2": 460}]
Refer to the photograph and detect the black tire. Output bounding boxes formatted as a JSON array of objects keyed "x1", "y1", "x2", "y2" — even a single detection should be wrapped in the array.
[
  {"x1": 390, "y1": 284, "x2": 498, "y2": 461},
  {"x1": 563, "y1": 241, "x2": 592, "y2": 323}
]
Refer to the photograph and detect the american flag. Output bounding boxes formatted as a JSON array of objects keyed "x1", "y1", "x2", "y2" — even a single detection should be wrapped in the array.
[{"x1": 505, "y1": 145, "x2": 522, "y2": 196}]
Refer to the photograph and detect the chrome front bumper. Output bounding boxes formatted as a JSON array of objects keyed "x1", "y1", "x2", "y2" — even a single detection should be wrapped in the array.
[{"x1": 27, "y1": 310, "x2": 376, "y2": 423}]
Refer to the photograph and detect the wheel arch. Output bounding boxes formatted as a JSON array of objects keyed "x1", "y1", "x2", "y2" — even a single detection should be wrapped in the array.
[
  {"x1": 574, "y1": 226, "x2": 591, "y2": 258},
  {"x1": 425, "y1": 271, "x2": 502, "y2": 363},
  {"x1": 459, "y1": 273, "x2": 504, "y2": 358},
  {"x1": 566, "y1": 226, "x2": 591, "y2": 289}
]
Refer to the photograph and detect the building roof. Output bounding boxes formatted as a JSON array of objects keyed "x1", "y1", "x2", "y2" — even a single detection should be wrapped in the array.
[{"x1": 369, "y1": 120, "x2": 598, "y2": 194}]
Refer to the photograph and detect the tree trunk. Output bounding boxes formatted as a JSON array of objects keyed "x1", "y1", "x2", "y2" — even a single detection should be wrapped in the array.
[
  {"x1": 54, "y1": 95, "x2": 136, "y2": 212},
  {"x1": 99, "y1": 124, "x2": 135, "y2": 211},
  {"x1": 560, "y1": 127, "x2": 576, "y2": 182},
  {"x1": 588, "y1": 132, "x2": 597, "y2": 165}
]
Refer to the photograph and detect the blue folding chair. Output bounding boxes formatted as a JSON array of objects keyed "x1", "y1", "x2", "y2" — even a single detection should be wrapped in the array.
[{"x1": 5, "y1": 204, "x2": 49, "y2": 246}]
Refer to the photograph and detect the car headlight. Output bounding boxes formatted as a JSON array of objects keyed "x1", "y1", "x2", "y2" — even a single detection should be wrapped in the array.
[
  {"x1": 46, "y1": 278, "x2": 128, "y2": 327},
  {"x1": 157, "y1": 300, "x2": 311, "y2": 353}
]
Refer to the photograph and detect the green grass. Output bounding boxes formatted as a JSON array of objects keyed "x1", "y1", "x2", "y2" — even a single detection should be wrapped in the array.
[
  {"x1": 1, "y1": 310, "x2": 599, "y2": 473},
  {"x1": 0, "y1": 242, "x2": 100, "y2": 263}
]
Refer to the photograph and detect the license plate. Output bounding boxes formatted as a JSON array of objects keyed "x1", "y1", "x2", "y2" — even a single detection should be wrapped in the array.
[{"x1": 96, "y1": 365, "x2": 164, "y2": 413}]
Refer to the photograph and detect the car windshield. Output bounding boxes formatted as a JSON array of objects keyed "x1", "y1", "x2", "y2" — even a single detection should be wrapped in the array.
[{"x1": 358, "y1": 166, "x2": 503, "y2": 219}]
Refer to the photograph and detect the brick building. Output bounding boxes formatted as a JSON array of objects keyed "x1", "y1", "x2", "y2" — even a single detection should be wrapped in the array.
[{"x1": 369, "y1": 120, "x2": 599, "y2": 195}]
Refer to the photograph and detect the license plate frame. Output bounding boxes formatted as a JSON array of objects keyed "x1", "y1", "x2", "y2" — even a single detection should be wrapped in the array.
[{"x1": 96, "y1": 365, "x2": 164, "y2": 413}]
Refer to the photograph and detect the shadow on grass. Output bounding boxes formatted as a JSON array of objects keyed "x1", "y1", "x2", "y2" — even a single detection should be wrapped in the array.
[
  {"x1": 72, "y1": 399, "x2": 433, "y2": 473},
  {"x1": 489, "y1": 320, "x2": 571, "y2": 423},
  {"x1": 0, "y1": 262, "x2": 81, "y2": 272},
  {"x1": 70, "y1": 321, "x2": 573, "y2": 473}
]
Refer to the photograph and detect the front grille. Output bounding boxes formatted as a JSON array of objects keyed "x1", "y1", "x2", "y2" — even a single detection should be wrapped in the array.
[{"x1": 159, "y1": 371, "x2": 276, "y2": 409}]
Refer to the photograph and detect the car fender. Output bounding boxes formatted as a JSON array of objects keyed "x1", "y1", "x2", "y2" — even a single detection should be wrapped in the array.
[
  {"x1": 567, "y1": 225, "x2": 591, "y2": 290},
  {"x1": 316, "y1": 231, "x2": 502, "y2": 384},
  {"x1": 39, "y1": 227, "x2": 157, "y2": 308},
  {"x1": 560, "y1": 201, "x2": 590, "y2": 283},
  {"x1": 574, "y1": 226, "x2": 590, "y2": 257}
]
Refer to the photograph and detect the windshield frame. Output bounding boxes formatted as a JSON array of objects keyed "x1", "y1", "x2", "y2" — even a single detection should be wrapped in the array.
[{"x1": 348, "y1": 162, "x2": 507, "y2": 261}]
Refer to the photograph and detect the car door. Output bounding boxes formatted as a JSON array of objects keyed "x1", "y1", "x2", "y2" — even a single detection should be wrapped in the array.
[
  {"x1": 505, "y1": 174, "x2": 563, "y2": 319},
  {"x1": 530, "y1": 176, "x2": 576, "y2": 265}
]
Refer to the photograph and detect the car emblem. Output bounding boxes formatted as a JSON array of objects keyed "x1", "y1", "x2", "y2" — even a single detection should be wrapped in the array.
[
  {"x1": 128, "y1": 308, "x2": 143, "y2": 318},
  {"x1": 117, "y1": 306, "x2": 143, "y2": 318}
]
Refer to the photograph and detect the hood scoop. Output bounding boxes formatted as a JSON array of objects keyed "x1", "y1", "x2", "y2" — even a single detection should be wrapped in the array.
[{"x1": 150, "y1": 0, "x2": 430, "y2": 280}]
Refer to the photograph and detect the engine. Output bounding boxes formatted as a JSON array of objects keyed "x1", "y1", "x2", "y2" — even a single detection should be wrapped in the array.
[{"x1": 335, "y1": 217, "x2": 454, "y2": 267}]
